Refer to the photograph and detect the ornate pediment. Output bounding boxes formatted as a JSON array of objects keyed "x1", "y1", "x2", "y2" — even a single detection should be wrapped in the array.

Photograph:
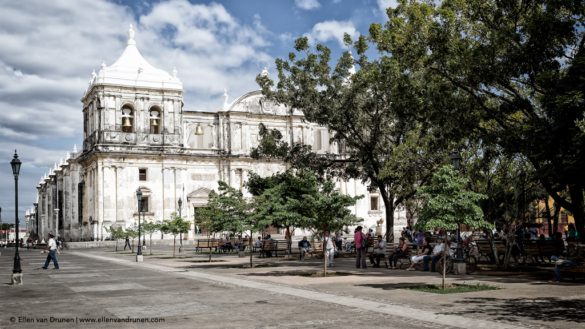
[{"x1": 187, "y1": 188, "x2": 212, "y2": 205}]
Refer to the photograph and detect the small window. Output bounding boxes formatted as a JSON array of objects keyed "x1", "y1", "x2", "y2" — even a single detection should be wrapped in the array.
[
  {"x1": 370, "y1": 196, "x2": 379, "y2": 211},
  {"x1": 139, "y1": 168, "x2": 147, "y2": 181}
]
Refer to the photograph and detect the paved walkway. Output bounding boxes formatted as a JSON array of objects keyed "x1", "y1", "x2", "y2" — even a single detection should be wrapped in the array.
[{"x1": 1, "y1": 246, "x2": 583, "y2": 329}]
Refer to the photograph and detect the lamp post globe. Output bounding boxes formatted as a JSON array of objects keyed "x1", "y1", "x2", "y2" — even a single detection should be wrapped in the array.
[{"x1": 10, "y1": 150, "x2": 23, "y2": 284}]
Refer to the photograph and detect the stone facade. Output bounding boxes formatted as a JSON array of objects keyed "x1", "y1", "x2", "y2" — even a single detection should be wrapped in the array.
[{"x1": 33, "y1": 27, "x2": 406, "y2": 241}]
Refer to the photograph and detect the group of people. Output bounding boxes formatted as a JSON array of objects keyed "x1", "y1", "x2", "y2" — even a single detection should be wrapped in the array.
[
  {"x1": 297, "y1": 232, "x2": 337, "y2": 266},
  {"x1": 353, "y1": 225, "x2": 451, "y2": 272}
]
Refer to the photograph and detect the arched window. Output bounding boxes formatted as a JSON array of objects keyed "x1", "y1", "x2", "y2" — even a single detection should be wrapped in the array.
[
  {"x1": 149, "y1": 107, "x2": 161, "y2": 134},
  {"x1": 121, "y1": 105, "x2": 134, "y2": 133}
]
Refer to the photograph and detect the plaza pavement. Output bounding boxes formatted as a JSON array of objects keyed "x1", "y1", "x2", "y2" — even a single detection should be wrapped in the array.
[{"x1": 0, "y1": 245, "x2": 583, "y2": 329}]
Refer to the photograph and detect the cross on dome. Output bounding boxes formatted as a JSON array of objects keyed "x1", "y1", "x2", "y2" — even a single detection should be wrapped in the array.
[{"x1": 128, "y1": 24, "x2": 136, "y2": 45}]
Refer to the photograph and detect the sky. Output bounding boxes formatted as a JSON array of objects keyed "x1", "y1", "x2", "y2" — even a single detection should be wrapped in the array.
[{"x1": 0, "y1": 0, "x2": 397, "y2": 224}]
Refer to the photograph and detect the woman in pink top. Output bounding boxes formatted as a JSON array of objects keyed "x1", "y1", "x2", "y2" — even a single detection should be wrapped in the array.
[{"x1": 354, "y1": 226, "x2": 367, "y2": 269}]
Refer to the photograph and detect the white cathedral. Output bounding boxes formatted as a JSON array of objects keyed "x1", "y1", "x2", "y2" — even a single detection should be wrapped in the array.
[{"x1": 29, "y1": 26, "x2": 407, "y2": 242}]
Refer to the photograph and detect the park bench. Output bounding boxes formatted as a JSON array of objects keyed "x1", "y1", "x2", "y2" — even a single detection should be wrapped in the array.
[
  {"x1": 34, "y1": 243, "x2": 48, "y2": 250},
  {"x1": 475, "y1": 239, "x2": 507, "y2": 263},
  {"x1": 381, "y1": 243, "x2": 414, "y2": 269},
  {"x1": 537, "y1": 240, "x2": 565, "y2": 263},
  {"x1": 195, "y1": 239, "x2": 219, "y2": 253},
  {"x1": 260, "y1": 239, "x2": 289, "y2": 257},
  {"x1": 519, "y1": 241, "x2": 541, "y2": 264},
  {"x1": 296, "y1": 241, "x2": 323, "y2": 259}
]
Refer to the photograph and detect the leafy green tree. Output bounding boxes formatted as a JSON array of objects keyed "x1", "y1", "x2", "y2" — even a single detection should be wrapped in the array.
[
  {"x1": 417, "y1": 165, "x2": 492, "y2": 288},
  {"x1": 374, "y1": 0, "x2": 585, "y2": 241},
  {"x1": 247, "y1": 170, "x2": 319, "y2": 253},
  {"x1": 254, "y1": 30, "x2": 445, "y2": 242},
  {"x1": 142, "y1": 221, "x2": 161, "y2": 256},
  {"x1": 105, "y1": 226, "x2": 126, "y2": 252},
  {"x1": 303, "y1": 179, "x2": 362, "y2": 275},
  {"x1": 161, "y1": 213, "x2": 190, "y2": 258},
  {"x1": 198, "y1": 181, "x2": 260, "y2": 266},
  {"x1": 249, "y1": 170, "x2": 361, "y2": 274}
]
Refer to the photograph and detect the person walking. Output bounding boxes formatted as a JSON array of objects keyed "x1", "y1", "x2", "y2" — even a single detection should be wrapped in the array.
[
  {"x1": 354, "y1": 226, "x2": 367, "y2": 269},
  {"x1": 124, "y1": 235, "x2": 131, "y2": 251},
  {"x1": 324, "y1": 231, "x2": 336, "y2": 267},
  {"x1": 42, "y1": 233, "x2": 60, "y2": 270}
]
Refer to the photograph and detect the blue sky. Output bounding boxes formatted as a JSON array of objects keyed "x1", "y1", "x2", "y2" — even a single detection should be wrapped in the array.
[{"x1": 0, "y1": 0, "x2": 395, "y2": 224}]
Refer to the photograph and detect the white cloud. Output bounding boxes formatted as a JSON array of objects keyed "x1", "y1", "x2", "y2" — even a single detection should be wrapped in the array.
[
  {"x1": 0, "y1": 0, "x2": 273, "y2": 218},
  {"x1": 377, "y1": 0, "x2": 399, "y2": 13},
  {"x1": 308, "y1": 20, "x2": 358, "y2": 47},
  {"x1": 295, "y1": 0, "x2": 321, "y2": 10}
]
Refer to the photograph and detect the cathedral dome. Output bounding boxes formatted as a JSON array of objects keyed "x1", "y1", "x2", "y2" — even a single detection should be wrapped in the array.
[{"x1": 87, "y1": 25, "x2": 182, "y2": 93}]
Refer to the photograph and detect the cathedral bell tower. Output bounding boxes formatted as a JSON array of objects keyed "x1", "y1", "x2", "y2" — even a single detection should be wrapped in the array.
[{"x1": 81, "y1": 25, "x2": 184, "y2": 153}]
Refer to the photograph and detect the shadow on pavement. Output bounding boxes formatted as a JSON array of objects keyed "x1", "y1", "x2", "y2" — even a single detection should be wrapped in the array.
[
  {"x1": 441, "y1": 297, "x2": 585, "y2": 323},
  {"x1": 243, "y1": 270, "x2": 355, "y2": 277},
  {"x1": 179, "y1": 262, "x2": 320, "y2": 270}
]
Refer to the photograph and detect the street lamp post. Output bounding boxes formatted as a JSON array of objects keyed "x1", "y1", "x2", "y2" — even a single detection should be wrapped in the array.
[
  {"x1": 136, "y1": 189, "x2": 143, "y2": 262},
  {"x1": 11, "y1": 150, "x2": 23, "y2": 285},
  {"x1": 178, "y1": 197, "x2": 183, "y2": 253}
]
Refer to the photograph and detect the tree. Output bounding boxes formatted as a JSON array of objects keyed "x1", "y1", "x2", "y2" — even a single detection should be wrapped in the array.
[
  {"x1": 198, "y1": 181, "x2": 260, "y2": 266},
  {"x1": 374, "y1": 0, "x2": 585, "y2": 241},
  {"x1": 302, "y1": 179, "x2": 362, "y2": 276},
  {"x1": 247, "y1": 170, "x2": 319, "y2": 254},
  {"x1": 249, "y1": 170, "x2": 361, "y2": 274},
  {"x1": 255, "y1": 31, "x2": 445, "y2": 242},
  {"x1": 161, "y1": 213, "x2": 190, "y2": 258},
  {"x1": 142, "y1": 221, "x2": 161, "y2": 256},
  {"x1": 417, "y1": 165, "x2": 492, "y2": 288},
  {"x1": 105, "y1": 226, "x2": 125, "y2": 252}
]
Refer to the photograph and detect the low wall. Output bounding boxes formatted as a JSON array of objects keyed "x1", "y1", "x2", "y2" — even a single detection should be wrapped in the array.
[{"x1": 65, "y1": 238, "x2": 196, "y2": 249}]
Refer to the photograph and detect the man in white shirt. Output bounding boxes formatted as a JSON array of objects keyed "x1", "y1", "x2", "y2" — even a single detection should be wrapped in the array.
[
  {"x1": 323, "y1": 231, "x2": 336, "y2": 267},
  {"x1": 423, "y1": 238, "x2": 445, "y2": 272},
  {"x1": 369, "y1": 235, "x2": 387, "y2": 268},
  {"x1": 42, "y1": 233, "x2": 59, "y2": 270}
]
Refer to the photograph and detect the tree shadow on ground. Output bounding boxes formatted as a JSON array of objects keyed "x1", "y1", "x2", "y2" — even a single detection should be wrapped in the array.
[
  {"x1": 441, "y1": 297, "x2": 585, "y2": 323},
  {"x1": 179, "y1": 262, "x2": 320, "y2": 270},
  {"x1": 243, "y1": 270, "x2": 355, "y2": 277},
  {"x1": 357, "y1": 282, "x2": 432, "y2": 291}
]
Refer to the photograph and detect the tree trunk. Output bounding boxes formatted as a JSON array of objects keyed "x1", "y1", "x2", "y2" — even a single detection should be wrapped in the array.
[
  {"x1": 249, "y1": 230, "x2": 253, "y2": 268},
  {"x1": 553, "y1": 202, "x2": 560, "y2": 234},
  {"x1": 442, "y1": 233, "x2": 447, "y2": 290},
  {"x1": 208, "y1": 234, "x2": 213, "y2": 262},
  {"x1": 379, "y1": 186, "x2": 395, "y2": 243},
  {"x1": 115, "y1": 240, "x2": 118, "y2": 252},
  {"x1": 568, "y1": 184, "x2": 585, "y2": 243},
  {"x1": 149, "y1": 234, "x2": 153, "y2": 255},
  {"x1": 173, "y1": 235, "x2": 176, "y2": 258},
  {"x1": 544, "y1": 197, "x2": 553, "y2": 237},
  {"x1": 323, "y1": 239, "x2": 327, "y2": 277}
]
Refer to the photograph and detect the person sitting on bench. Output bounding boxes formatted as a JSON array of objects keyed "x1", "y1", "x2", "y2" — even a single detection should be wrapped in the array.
[
  {"x1": 369, "y1": 235, "x2": 386, "y2": 268},
  {"x1": 298, "y1": 237, "x2": 312, "y2": 260},
  {"x1": 388, "y1": 237, "x2": 410, "y2": 269}
]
